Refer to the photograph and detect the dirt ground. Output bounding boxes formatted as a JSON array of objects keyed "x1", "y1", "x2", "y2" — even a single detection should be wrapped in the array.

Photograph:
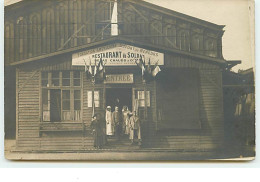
[{"x1": 4, "y1": 139, "x2": 255, "y2": 161}]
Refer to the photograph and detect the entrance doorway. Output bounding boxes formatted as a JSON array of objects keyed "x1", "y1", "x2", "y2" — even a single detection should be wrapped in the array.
[{"x1": 106, "y1": 88, "x2": 132, "y2": 112}]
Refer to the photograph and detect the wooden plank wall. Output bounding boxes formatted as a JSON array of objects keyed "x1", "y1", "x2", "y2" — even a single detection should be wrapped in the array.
[
  {"x1": 5, "y1": 0, "x2": 223, "y2": 66},
  {"x1": 16, "y1": 68, "x2": 41, "y2": 150},
  {"x1": 145, "y1": 54, "x2": 224, "y2": 151}
]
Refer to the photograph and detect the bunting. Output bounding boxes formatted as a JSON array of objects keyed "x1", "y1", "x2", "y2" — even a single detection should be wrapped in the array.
[{"x1": 85, "y1": 58, "x2": 106, "y2": 84}]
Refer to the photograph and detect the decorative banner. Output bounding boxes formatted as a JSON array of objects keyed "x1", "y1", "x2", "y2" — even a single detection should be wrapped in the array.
[
  {"x1": 72, "y1": 43, "x2": 164, "y2": 66},
  {"x1": 104, "y1": 74, "x2": 134, "y2": 84}
]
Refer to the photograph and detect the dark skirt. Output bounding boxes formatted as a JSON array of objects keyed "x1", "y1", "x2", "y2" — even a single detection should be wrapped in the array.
[{"x1": 93, "y1": 131, "x2": 104, "y2": 148}]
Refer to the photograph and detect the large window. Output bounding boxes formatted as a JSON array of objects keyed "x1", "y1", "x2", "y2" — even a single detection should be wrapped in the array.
[{"x1": 41, "y1": 71, "x2": 82, "y2": 122}]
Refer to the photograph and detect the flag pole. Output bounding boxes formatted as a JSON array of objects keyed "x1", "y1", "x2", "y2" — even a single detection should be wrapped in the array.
[{"x1": 92, "y1": 60, "x2": 95, "y2": 118}]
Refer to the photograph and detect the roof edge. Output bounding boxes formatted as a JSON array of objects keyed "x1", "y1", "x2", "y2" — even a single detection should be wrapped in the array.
[{"x1": 10, "y1": 36, "x2": 226, "y2": 67}]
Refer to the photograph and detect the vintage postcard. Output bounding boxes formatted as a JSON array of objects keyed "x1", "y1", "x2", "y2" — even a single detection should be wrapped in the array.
[{"x1": 4, "y1": 0, "x2": 255, "y2": 161}]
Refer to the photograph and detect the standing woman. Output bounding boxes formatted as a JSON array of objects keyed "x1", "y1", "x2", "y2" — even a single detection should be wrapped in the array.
[
  {"x1": 122, "y1": 106, "x2": 130, "y2": 135},
  {"x1": 90, "y1": 113, "x2": 104, "y2": 149},
  {"x1": 105, "y1": 106, "x2": 114, "y2": 136}
]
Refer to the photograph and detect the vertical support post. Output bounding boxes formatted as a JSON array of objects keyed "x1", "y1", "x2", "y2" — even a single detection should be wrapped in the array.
[
  {"x1": 143, "y1": 79, "x2": 148, "y2": 146},
  {"x1": 92, "y1": 81, "x2": 95, "y2": 117}
]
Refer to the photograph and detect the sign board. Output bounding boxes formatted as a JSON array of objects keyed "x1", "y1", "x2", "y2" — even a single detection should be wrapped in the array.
[
  {"x1": 72, "y1": 43, "x2": 164, "y2": 66},
  {"x1": 104, "y1": 74, "x2": 134, "y2": 84}
]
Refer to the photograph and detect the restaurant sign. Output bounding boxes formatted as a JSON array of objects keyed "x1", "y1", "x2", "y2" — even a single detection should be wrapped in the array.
[
  {"x1": 72, "y1": 43, "x2": 164, "y2": 66},
  {"x1": 104, "y1": 74, "x2": 134, "y2": 84}
]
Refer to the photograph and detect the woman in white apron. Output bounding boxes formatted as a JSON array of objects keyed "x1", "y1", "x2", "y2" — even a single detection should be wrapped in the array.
[
  {"x1": 122, "y1": 106, "x2": 130, "y2": 135},
  {"x1": 105, "y1": 106, "x2": 114, "y2": 136}
]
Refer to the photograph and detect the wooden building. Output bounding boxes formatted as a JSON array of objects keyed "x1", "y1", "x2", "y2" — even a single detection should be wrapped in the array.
[{"x1": 5, "y1": 0, "x2": 227, "y2": 152}]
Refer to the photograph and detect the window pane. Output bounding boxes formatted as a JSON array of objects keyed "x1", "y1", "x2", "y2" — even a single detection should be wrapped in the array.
[
  {"x1": 73, "y1": 79, "x2": 80, "y2": 86},
  {"x1": 73, "y1": 71, "x2": 80, "y2": 78},
  {"x1": 62, "y1": 71, "x2": 70, "y2": 78},
  {"x1": 52, "y1": 79, "x2": 59, "y2": 86},
  {"x1": 51, "y1": 72, "x2": 60, "y2": 86},
  {"x1": 62, "y1": 90, "x2": 70, "y2": 100},
  {"x1": 42, "y1": 89, "x2": 48, "y2": 110},
  {"x1": 62, "y1": 79, "x2": 70, "y2": 86},
  {"x1": 74, "y1": 100, "x2": 81, "y2": 110},
  {"x1": 62, "y1": 71, "x2": 70, "y2": 86},
  {"x1": 62, "y1": 100, "x2": 70, "y2": 110},
  {"x1": 42, "y1": 80, "x2": 48, "y2": 87},
  {"x1": 41, "y1": 72, "x2": 48, "y2": 86},
  {"x1": 74, "y1": 90, "x2": 80, "y2": 99},
  {"x1": 42, "y1": 72, "x2": 48, "y2": 79},
  {"x1": 52, "y1": 71, "x2": 59, "y2": 79}
]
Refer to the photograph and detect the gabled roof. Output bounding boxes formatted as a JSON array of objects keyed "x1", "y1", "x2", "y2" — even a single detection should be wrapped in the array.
[{"x1": 11, "y1": 36, "x2": 227, "y2": 66}]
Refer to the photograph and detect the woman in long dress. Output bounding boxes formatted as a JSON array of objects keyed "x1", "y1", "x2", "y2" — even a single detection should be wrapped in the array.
[
  {"x1": 90, "y1": 114, "x2": 104, "y2": 149},
  {"x1": 105, "y1": 106, "x2": 114, "y2": 136},
  {"x1": 122, "y1": 106, "x2": 130, "y2": 135}
]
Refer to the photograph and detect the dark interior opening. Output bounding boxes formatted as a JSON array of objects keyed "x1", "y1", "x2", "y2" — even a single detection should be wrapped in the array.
[
  {"x1": 50, "y1": 89, "x2": 61, "y2": 122},
  {"x1": 106, "y1": 88, "x2": 132, "y2": 112}
]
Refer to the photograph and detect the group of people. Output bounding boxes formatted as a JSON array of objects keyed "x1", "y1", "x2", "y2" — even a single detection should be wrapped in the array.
[{"x1": 90, "y1": 105, "x2": 142, "y2": 149}]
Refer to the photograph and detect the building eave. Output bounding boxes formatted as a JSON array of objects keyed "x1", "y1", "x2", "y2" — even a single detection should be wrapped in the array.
[{"x1": 10, "y1": 36, "x2": 227, "y2": 67}]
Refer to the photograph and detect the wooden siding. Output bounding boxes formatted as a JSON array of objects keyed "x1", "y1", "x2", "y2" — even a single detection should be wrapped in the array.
[
  {"x1": 16, "y1": 68, "x2": 41, "y2": 149},
  {"x1": 145, "y1": 54, "x2": 224, "y2": 150},
  {"x1": 5, "y1": 0, "x2": 223, "y2": 66},
  {"x1": 15, "y1": 46, "x2": 224, "y2": 151}
]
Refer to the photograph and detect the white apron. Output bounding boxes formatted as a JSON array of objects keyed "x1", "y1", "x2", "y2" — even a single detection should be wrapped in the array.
[{"x1": 106, "y1": 111, "x2": 114, "y2": 135}]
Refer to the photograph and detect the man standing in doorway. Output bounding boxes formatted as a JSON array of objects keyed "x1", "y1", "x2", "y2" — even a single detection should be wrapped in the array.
[{"x1": 112, "y1": 106, "x2": 122, "y2": 141}]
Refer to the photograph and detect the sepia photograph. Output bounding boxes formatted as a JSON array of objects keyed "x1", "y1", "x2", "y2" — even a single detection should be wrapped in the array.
[{"x1": 4, "y1": 0, "x2": 255, "y2": 161}]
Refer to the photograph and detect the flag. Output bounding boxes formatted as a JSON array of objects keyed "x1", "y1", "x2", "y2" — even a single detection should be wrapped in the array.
[
  {"x1": 83, "y1": 58, "x2": 88, "y2": 72},
  {"x1": 147, "y1": 58, "x2": 152, "y2": 74},
  {"x1": 136, "y1": 55, "x2": 145, "y2": 68},
  {"x1": 152, "y1": 65, "x2": 161, "y2": 77},
  {"x1": 97, "y1": 58, "x2": 104, "y2": 72},
  {"x1": 111, "y1": 0, "x2": 118, "y2": 36},
  {"x1": 93, "y1": 60, "x2": 97, "y2": 76},
  {"x1": 84, "y1": 58, "x2": 92, "y2": 79},
  {"x1": 141, "y1": 58, "x2": 146, "y2": 76}
]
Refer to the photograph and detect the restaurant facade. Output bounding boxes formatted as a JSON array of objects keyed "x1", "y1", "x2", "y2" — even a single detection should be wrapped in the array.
[{"x1": 5, "y1": 0, "x2": 228, "y2": 152}]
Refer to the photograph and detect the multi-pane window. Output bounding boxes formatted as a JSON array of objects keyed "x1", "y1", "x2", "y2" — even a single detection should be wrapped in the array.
[{"x1": 41, "y1": 71, "x2": 82, "y2": 122}]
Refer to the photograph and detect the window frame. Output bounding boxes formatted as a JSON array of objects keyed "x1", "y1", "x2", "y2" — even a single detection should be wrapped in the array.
[{"x1": 40, "y1": 71, "x2": 82, "y2": 122}]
